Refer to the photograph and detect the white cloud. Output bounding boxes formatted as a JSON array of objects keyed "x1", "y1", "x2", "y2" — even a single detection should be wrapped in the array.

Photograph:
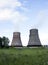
[
  {"x1": 0, "y1": 0, "x2": 22, "y2": 8},
  {"x1": 11, "y1": 11, "x2": 28, "y2": 24},
  {"x1": 36, "y1": 10, "x2": 48, "y2": 45},
  {"x1": 0, "y1": 0, "x2": 22, "y2": 20},
  {"x1": 0, "y1": 8, "x2": 28, "y2": 24},
  {"x1": 0, "y1": 0, "x2": 28, "y2": 23},
  {"x1": 32, "y1": 10, "x2": 48, "y2": 30},
  {"x1": 0, "y1": 9, "x2": 12, "y2": 20}
]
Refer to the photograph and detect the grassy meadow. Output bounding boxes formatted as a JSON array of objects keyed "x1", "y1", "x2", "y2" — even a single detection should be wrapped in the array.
[{"x1": 0, "y1": 47, "x2": 48, "y2": 65}]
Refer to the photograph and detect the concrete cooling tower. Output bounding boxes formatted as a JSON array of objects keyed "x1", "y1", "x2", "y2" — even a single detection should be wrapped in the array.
[
  {"x1": 27, "y1": 29, "x2": 42, "y2": 47},
  {"x1": 11, "y1": 32, "x2": 22, "y2": 47}
]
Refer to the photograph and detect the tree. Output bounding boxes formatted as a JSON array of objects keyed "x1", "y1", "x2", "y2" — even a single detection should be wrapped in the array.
[
  {"x1": 2, "y1": 36, "x2": 10, "y2": 47},
  {"x1": 0, "y1": 37, "x2": 2, "y2": 47}
]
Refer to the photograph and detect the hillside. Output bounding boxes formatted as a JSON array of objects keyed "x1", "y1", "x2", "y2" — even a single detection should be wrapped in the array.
[{"x1": 0, "y1": 47, "x2": 48, "y2": 65}]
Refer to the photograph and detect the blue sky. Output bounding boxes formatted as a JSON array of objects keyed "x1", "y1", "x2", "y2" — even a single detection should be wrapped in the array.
[{"x1": 0, "y1": 0, "x2": 48, "y2": 46}]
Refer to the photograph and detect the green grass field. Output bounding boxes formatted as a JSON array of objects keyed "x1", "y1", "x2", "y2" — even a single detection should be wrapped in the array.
[{"x1": 0, "y1": 47, "x2": 48, "y2": 65}]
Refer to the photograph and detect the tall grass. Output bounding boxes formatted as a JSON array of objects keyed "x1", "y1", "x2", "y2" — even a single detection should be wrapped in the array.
[{"x1": 0, "y1": 47, "x2": 48, "y2": 65}]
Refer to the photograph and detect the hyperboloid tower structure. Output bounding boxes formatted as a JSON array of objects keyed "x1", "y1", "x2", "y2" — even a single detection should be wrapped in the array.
[
  {"x1": 27, "y1": 29, "x2": 42, "y2": 47},
  {"x1": 11, "y1": 32, "x2": 22, "y2": 47}
]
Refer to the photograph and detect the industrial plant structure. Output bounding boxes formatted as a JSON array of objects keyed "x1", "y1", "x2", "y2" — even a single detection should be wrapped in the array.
[
  {"x1": 11, "y1": 32, "x2": 22, "y2": 47},
  {"x1": 27, "y1": 29, "x2": 42, "y2": 47},
  {"x1": 11, "y1": 29, "x2": 42, "y2": 47}
]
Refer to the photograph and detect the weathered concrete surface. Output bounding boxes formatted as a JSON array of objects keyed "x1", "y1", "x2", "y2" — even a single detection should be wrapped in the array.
[
  {"x1": 11, "y1": 32, "x2": 22, "y2": 47},
  {"x1": 27, "y1": 29, "x2": 42, "y2": 47}
]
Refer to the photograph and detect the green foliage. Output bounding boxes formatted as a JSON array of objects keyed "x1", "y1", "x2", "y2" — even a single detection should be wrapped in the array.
[
  {"x1": 2, "y1": 36, "x2": 10, "y2": 47},
  {"x1": 0, "y1": 48, "x2": 48, "y2": 65},
  {"x1": 0, "y1": 37, "x2": 2, "y2": 47},
  {"x1": 0, "y1": 36, "x2": 10, "y2": 48}
]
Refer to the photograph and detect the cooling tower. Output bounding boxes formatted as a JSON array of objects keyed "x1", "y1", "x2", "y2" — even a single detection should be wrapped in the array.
[
  {"x1": 11, "y1": 32, "x2": 22, "y2": 47},
  {"x1": 27, "y1": 29, "x2": 42, "y2": 47}
]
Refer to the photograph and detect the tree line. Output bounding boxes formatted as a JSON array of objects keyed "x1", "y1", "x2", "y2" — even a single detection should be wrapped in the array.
[{"x1": 0, "y1": 36, "x2": 10, "y2": 48}]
